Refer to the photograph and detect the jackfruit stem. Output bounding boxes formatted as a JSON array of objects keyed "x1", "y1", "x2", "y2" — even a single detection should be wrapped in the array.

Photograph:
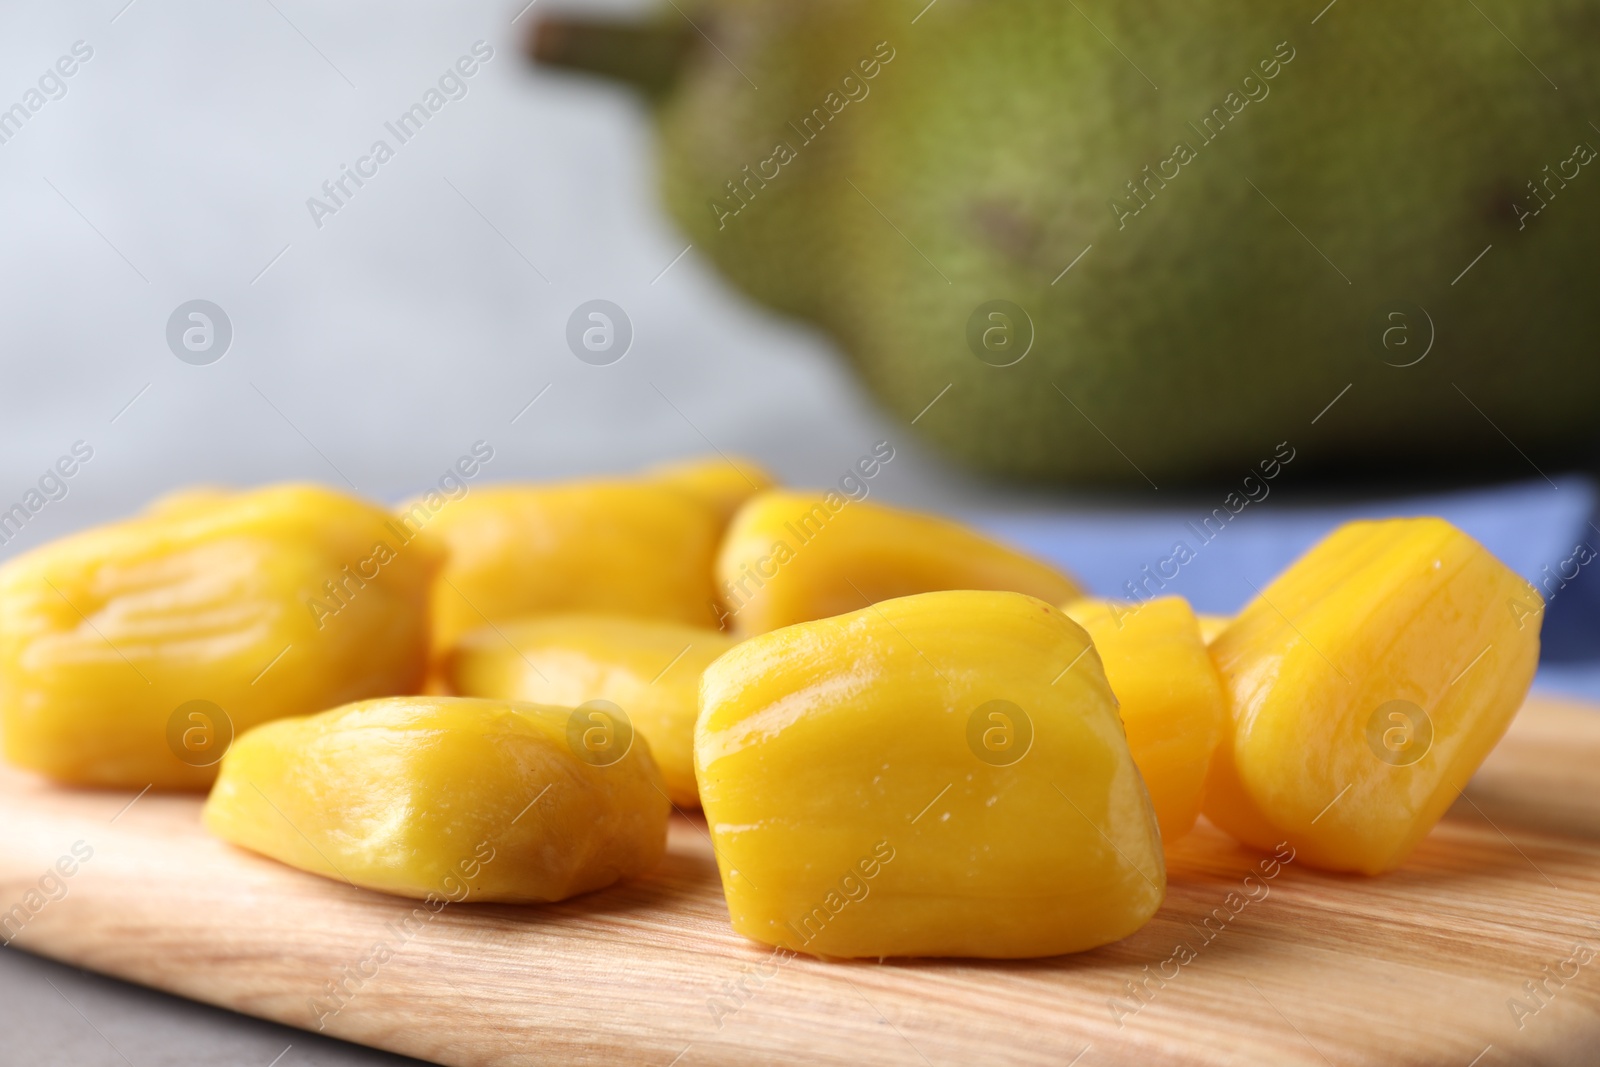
[{"x1": 528, "y1": 15, "x2": 693, "y2": 98}]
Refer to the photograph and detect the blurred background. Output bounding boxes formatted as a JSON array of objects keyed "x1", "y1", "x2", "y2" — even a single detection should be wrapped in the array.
[
  {"x1": 1, "y1": 0, "x2": 925, "y2": 514},
  {"x1": 1, "y1": 0, "x2": 1596, "y2": 1062}
]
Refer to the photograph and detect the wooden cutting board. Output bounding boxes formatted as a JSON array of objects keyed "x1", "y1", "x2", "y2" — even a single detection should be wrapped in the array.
[{"x1": 2, "y1": 696, "x2": 1598, "y2": 1067}]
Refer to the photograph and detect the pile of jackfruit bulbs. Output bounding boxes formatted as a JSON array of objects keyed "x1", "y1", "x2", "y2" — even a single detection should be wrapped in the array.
[{"x1": 0, "y1": 456, "x2": 1541, "y2": 959}]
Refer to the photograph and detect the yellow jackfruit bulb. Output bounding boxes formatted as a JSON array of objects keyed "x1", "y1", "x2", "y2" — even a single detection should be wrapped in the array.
[
  {"x1": 142, "y1": 485, "x2": 233, "y2": 519},
  {"x1": 716, "y1": 491, "x2": 1082, "y2": 634},
  {"x1": 697, "y1": 589, "x2": 1164, "y2": 959},
  {"x1": 444, "y1": 613, "x2": 735, "y2": 807},
  {"x1": 404, "y1": 480, "x2": 724, "y2": 652},
  {"x1": 1062, "y1": 596, "x2": 1225, "y2": 842},
  {"x1": 1203, "y1": 518, "x2": 1542, "y2": 874},
  {"x1": 203, "y1": 696, "x2": 669, "y2": 902},
  {"x1": 1196, "y1": 614, "x2": 1231, "y2": 645},
  {"x1": 0, "y1": 484, "x2": 439, "y2": 790},
  {"x1": 647, "y1": 455, "x2": 777, "y2": 527}
]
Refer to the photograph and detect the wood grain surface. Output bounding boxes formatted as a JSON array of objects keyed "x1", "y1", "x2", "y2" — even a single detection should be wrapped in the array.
[{"x1": 2, "y1": 696, "x2": 1597, "y2": 1067}]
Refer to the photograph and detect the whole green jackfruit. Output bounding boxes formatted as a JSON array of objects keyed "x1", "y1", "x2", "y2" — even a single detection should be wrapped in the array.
[{"x1": 534, "y1": 1, "x2": 1600, "y2": 486}]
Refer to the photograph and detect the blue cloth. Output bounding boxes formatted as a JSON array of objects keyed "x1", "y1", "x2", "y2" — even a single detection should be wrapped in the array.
[{"x1": 972, "y1": 475, "x2": 1600, "y2": 702}]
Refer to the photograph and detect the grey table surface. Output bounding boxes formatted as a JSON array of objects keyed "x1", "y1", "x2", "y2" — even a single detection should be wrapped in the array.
[{"x1": 1, "y1": 950, "x2": 433, "y2": 1067}]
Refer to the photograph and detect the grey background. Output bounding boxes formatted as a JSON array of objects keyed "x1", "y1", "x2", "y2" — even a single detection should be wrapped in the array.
[
  {"x1": 0, "y1": 1, "x2": 1593, "y2": 1064},
  {"x1": 0, "y1": 0, "x2": 1038, "y2": 549}
]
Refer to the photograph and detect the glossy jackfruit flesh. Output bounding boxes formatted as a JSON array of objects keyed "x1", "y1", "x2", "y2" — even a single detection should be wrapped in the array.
[
  {"x1": 716, "y1": 491, "x2": 1082, "y2": 634},
  {"x1": 1196, "y1": 614, "x2": 1231, "y2": 645},
  {"x1": 1063, "y1": 596, "x2": 1224, "y2": 842},
  {"x1": 697, "y1": 589, "x2": 1163, "y2": 958},
  {"x1": 0, "y1": 484, "x2": 438, "y2": 790},
  {"x1": 406, "y1": 480, "x2": 724, "y2": 652},
  {"x1": 647, "y1": 454, "x2": 777, "y2": 528},
  {"x1": 443, "y1": 613, "x2": 734, "y2": 807},
  {"x1": 1203, "y1": 518, "x2": 1541, "y2": 874},
  {"x1": 203, "y1": 696, "x2": 669, "y2": 902}
]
